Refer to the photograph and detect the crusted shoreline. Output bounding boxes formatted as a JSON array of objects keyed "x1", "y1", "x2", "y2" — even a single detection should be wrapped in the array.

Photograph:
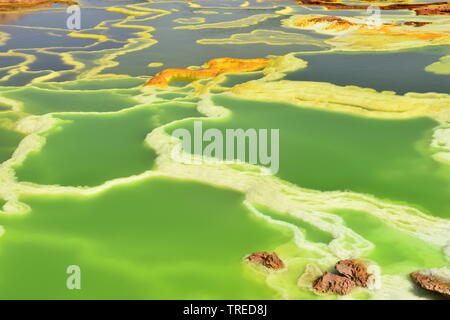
[
  {"x1": 293, "y1": 0, "x2": 450, "y2": 16},
  {"x1": 0, "y1": 0, "x2": 74, "y2": 11}
]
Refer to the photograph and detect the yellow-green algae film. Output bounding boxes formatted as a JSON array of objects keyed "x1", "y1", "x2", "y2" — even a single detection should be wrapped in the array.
[{"x1": 0, "y1": 0, "x2": 449, "y2": 300}]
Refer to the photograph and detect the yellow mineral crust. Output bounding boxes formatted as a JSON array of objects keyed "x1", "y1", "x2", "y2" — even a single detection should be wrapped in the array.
[
  {"x1": 426, "y1": 55, "x2": 450, "y2": 75},
  {"x1": 284, "y1": 15, "x2": 450, "y2": 51},
  {"x1": 144, "y1": 57, "x2": 271, "y2": 87},
  {"x1": 431, "y1": 124, "x2": 450, "y2": 164},
  {"x1": 173, "y1": 17, "x2": 206, "y2": 24},
  {"x1": 0, "y1": 0, "x2": 61, "y2": 8},
  {"x1": 294, "y1": 15, "x2": 356, "y2": 33},
  {"x1": 197, "y1": 29, "x2": 329, "y2": 47},
  {"x1": 0, "y1": 32, "x2": 9, "y2": 46},
  {"x1": 174, "y1": 13, "x2": 279, "y2": 30},
  {"x1": 230, "y1": 80, "x2": 450, "y2": 121}
]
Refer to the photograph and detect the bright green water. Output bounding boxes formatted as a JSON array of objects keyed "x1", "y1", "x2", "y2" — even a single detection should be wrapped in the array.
[
  {"x1": 0, "y1": 178, "x2": 293, "y2": 299},
  {"x1": 0, "y1": 114, "x2": 25, "y2": 164},
  {"x1": 0, "y1": 126, "x2": 23, "y2": 164},
  {"x1": 14, "y1": 102, "x2": 202, "y2": 187},
  {"x1": 254, "y1": 204, "x2": 334, "y2": 244},
  {"x1": 167, "y1": 94, "x2": 450, "y2": 218},
  {"x1": 332, "y1": 209, "x2": 448, "y2": 274}
]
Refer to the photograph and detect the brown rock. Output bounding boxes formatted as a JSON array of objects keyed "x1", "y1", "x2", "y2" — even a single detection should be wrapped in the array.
[
  {"x1": 247, "y1": 251, "x2": 284, "y2": 270},
  {"x1": 414, "y1": 4, "x2": 450, "y2": 15},
  {"x1": 335, "y1": 259, "x2": 375, "y2": 288},
  {"x1": 313, "y1": 272, "x2": 356, "y2": 295},
  {"x1": 410, "y1": 268, "x2": 450, "y2": 298},
  {"x1": 403, "y1": 21, "x2": 432, "y2": 27}
]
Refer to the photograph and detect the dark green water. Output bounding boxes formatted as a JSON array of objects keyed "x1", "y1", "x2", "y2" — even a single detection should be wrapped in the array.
[
  {"x1": 221, "y1": 72, "x2": 264, "y2": 87},
  {"x1": 3, "y1": 87, "x2": 138, "y2": 115},
  {"x1": 286, "y1": 48, "x2": 450, "y2": 94}
]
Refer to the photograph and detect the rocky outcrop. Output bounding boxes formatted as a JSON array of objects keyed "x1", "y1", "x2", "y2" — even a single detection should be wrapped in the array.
[
  {"x1": 145, "y1": 58, "x2": 270, "y2": 87},
  {"x1": 410, "y1": 268, "x2": 450, "y2": 298},
  {"x1": 296, "y1": 15, "x2": 355, "y2": 31},
  {"x1": 313, "y1": 272, "x2": 356, "y2": 295},
  {"x1": 246, "y1": 251, "x2": 284, "y2": 270},
  {"x1": 309, "y1": 258, "x2": 378, "y2": 295},
  {"x1": 335, "y1": 259, "x2": 376, "y2": 288},
  {"x1": 414, "y1": 4, "x2": 450, "y2": 16},
  {"x1": 403, "y1": 21, "x2": 432, "y2": 27},
  {"x1": 294, "y1": 14, "x2": 436, "y2": 31},
  {"x1": 294, "y1": 0, "x2": 450, "y2": 16}
]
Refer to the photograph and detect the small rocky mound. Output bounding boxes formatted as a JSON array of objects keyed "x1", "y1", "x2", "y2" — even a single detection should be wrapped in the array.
[
  {"x1": 311, "y1": 258, "x2": 377, "y2": 295},
  {"x1": 403, "y1": 21, "x2": 432, "y2": 27},
  {"x1": 313, "y1": 272, "x2": 355, "y2": 295},
  {"x1": 247, "y1": 251, "x2": 284, "y2": 270},
  {"x1": 410, "y1": 268, "x2": 450, "y2": 298},
  {"x1": 335, "y1": 259, "x2": 375, "y2": 288}
]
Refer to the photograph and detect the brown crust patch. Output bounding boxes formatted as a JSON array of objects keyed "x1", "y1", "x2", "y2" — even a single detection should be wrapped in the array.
[
  {"x1": 403, "y1": 21, "x2": 432, "y2": 27},
  {"x1": 410, "y1": 271, "x2": 450, "y2": 298},
  {"x1": 414, "y1": 3, "x2": 450, "y2": 15},
  {"x1": 313, "y1": 272, "x2": 356, "y2": 295},
  {"x1": 247, "y1": 251, "x2": 285, "y2": 270},
  {"x1": 335, "y1": 259, "x2": 375, "y2": 288}
]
